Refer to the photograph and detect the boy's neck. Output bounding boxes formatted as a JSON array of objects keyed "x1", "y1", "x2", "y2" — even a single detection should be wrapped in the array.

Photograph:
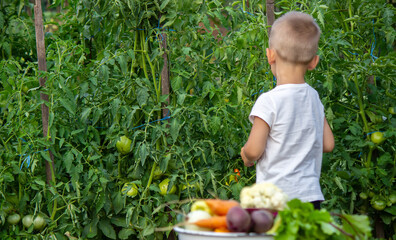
[{"x1": 274, "y1": 59, "x2": 308, "y2": 86}]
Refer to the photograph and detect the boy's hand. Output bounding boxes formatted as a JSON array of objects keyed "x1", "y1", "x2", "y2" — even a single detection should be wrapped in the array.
[{"x1": 241, "y1": 147, "x2": 255, "y2": 167}]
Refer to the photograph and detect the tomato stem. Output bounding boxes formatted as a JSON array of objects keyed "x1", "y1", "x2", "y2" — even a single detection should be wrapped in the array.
[
  {"x1": 0, "y1": 136, "x2": 9, "y2": 152},
  {"x1": 118, "y1": 154, "x2": 122, "y2": 178},
  {"x1": 130, "y1": 31, "x2": 138, "y2": 78},
  {"x1": 49, "y1": 159, "x2": 58, "y2": 221},
  {"x1": 366, "y1": 146, "x2": 374, "y2": 168},
  {"x1": 385, "y1": 89, "x2": 396, "y2": 100},
  {"x1": 352, "y1": 74, "x2": 369, "y2": 132},
  {"x1": 145, "y1": 49, "x2": 159, "y2": 103},
  {"x1": 51, "y1": 198, "x2": 57, "y2": 221},
  {"x1": 140, "y1": 162, "x2": 157, "y2": 201},
  {"x1": 348, "y1": 0, "x2": 354, "y2": 45},
  {"x1": 140, "y1": 31, "x2": 150, "y2": 83},
  {"x1": 18, "y1": 182, "x2": 22, "y2": 203}
]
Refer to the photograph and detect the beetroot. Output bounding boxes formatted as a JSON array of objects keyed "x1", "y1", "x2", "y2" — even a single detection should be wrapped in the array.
[
  {"x1": 250, "y1": 210, "x2": 274, "y2": 233},
  {"x1": 226, "y1": 206, "x2": 251, "y2": 232}
]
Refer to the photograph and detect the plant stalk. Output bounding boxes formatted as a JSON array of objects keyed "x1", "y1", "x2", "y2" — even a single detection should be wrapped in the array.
[
  {"x1": 352, "y1": 74, "x2": 369, "y2": 132},
  {"x1": 130, "y1": 31, "x2": 139, "y2": 77},
  {"x1": 366, "y1": 146, "x2": 374, "y2": 168}
]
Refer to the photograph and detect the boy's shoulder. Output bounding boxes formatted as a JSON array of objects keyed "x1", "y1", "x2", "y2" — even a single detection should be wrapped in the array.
[
  {"x1": 262, "y1": 83, "x2": 312, "y2": 95},
  {"x1": 256, "y1": 83, "x2": 319, "y2": 102}
]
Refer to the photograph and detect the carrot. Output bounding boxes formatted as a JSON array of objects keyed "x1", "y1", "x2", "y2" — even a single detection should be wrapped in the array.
[
  {"x1": 205, "y1": 199, "x2": 240, "y2": 216},
  {"x1": 214, "y1": 227, "x2": 231, "y2": 233},
  {"x1": 194, "y1": 215, "x2": 227, "y2": 229}
]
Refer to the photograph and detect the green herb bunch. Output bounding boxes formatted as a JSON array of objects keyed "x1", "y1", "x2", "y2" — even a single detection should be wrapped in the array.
[{"x1": 276, "y1": 199, "x2": 372, "y2": 240}]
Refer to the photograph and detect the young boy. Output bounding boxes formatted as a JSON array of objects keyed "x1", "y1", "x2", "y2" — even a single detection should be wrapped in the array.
[{"x1": 240, "y1": 11, "x2": 335, "y2": 209}]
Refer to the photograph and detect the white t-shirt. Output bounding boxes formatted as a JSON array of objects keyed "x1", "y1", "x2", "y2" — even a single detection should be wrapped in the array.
[{"x1": 249, "y1": 83, "x2": 325, "y2": 202}]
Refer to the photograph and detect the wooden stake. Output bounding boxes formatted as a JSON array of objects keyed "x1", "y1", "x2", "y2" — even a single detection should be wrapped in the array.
[
  {"x1": 160, "y1": 32, "x2": 170, "y2": 119},
  {"x1": 266, "y1": 0, "x2": 275, "y2": 36},
  {"x1": 34, "y1": 0, "x2": 55, "y2": 184}
]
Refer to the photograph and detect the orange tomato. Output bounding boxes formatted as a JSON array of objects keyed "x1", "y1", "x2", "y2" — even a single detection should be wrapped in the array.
[{"x1": 234, "y1": 169, "x2": 241, "y2": 182}]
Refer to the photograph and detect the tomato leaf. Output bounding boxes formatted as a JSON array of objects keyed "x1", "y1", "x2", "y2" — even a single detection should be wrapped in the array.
[
  {"x1": 384, "y1": 205, "x2": 396, "y2": 215},
  {"x1": 64, "y1": 151, "x2": 74, "y2": 173},
  {"x1": 95, "y1": 192, "x2": 106, "y2": 214},
  {"x1": 170, "y1": 118, "x2": 181, "y2": 143},
  {"x1": 83, "y1": 221, "x2": 98, "y2": 238},
  {"x1": 159, "y1": 154, "x2": 170, "y2": 173},
  {"x1": 142, "y1": 222, "x2": 155, "y2": 236},
  {"x1": 171, "y1": 76, "x2": 182, "y2": 91},
  {"x1": 119, "y1": 228, "x2": 135, "y2": 240},
  {"x1": 138, "y1": 142, "x2": 149, "y2": 166},
  {"x1": 59, "y1": 97, "x2": 76, "y2": 115},
  {"x1": 117, "y1": 55, "x2": 128, "y2": 76},
  {"x1": 81, "y1": 107, "x2": 91, "y2": 122},
  {"x1": 98, "y1": 65, "x2": 109, "y2": 82},
  {"x1": 137, "y1": 86, "x2": 149, "y2": 107},
  {"x1": 111, "y1": 217, "x2": 128, "y2": 228},
  {"x1": 98, "y1": 219, "x2": 116, "y2": 239}
]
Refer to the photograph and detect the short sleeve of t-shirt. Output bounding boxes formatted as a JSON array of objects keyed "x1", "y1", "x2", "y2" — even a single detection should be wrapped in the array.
[{"x1": 249, "y1": 93, "x2": 276, "y2": 128}]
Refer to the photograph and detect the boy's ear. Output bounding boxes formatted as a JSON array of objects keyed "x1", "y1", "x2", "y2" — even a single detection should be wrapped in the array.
[
  {"x1": 266, "y1": 48, "x2": 276, "y2": 64},
  {"x1": 307, "y1": 55, "x2": 319, "y2": 70}
]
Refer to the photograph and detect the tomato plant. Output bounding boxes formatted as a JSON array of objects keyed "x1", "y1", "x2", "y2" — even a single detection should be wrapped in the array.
[{"x1": 0, "y1": 0, "x2": 395, "y2": 239}]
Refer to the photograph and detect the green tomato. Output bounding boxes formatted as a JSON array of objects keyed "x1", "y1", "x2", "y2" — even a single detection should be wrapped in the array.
[
  {"x1": 359, "y1": 192, "x2": 368, "y2": 200},
  {"x1": 159, "y1": 178, "x2": 177, "y2": 195},
  {"x1": 388, "y1": 107, "x2": 395, "y2": 115},
  {"x1": 122, "y1": 182, "x2": 138, "y2": 197},
  {"x1": 33, "y1": 215, "x2": 46, "y2": 230},
  {"x1": 7, "y1": 213, "x2": 21, "y2": 225},
  {"x1": 226, "y1": 174, "x2": 237, "y2": 186},
  {"x1": 22, "y1": 85, "x2": 29, "y2": 94},
  {"x1": 370, "y1": 131, "x2": 385, "y2": 144},
  {"x1": 22, "y1": 214, "x2": 34, "y2": 228},
  {"x1": 116, "y1": 136, "x2": 132, "y2": 155},
  {"x1": 153, "y1": 166, "x2": 163, "y2": 180},
  {"x1": 371, "y1": 199, "x2": 386, "y2": 211},
  {"x1": 389, "y1": 192, "x2": 396, "y2": 204},
  {"x1": 181, "y1": 182, "x2": 200, "y2": 191}
]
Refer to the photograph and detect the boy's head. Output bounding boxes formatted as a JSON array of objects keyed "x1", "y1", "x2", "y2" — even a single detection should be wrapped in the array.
[{"x1": 269, "y1": 11, "x2": 321, "y2": 64}]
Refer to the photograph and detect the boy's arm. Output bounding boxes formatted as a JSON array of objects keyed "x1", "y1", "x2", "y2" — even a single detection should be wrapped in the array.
[
  {"x1": 323, "y1": 118, "x2": 335, "y2": 153},
  {"x1": 241, "y1": 116, "x2": 270, "y2": 167}
]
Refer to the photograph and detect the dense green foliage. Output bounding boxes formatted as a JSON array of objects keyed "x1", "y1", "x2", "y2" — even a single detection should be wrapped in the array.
[{"x1": 0, "y1": 0, "x2": 395, "y2": 239}]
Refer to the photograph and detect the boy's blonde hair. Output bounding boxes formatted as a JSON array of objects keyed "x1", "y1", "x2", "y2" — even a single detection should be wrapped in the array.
[{"x1": 269, "y1": 11, "x2": 321, "y2": 64}]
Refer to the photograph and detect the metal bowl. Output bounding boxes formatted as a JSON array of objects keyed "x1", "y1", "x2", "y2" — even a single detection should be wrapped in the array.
[{"x1": 174, "y1": 227, "x2": 274, "y2": 240}]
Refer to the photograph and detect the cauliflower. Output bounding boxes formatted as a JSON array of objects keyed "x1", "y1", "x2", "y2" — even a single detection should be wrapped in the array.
[{"x1": 240, "y1": 182, "x2": 288, "y2": 210}]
